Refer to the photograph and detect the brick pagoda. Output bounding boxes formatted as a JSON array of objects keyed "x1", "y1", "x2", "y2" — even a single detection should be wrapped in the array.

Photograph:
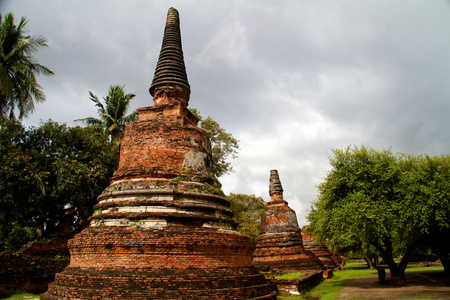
[
  {"x1": 41, "y1": 8, "x2": 275, "y2": 299},
  {"x1": 253, "y1": 170, "x2": 323, "y2": 273}
]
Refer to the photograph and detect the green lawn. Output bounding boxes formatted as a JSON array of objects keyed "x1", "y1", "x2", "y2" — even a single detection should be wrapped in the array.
[
  {"x1": 277, "y1": 262, "x2": 446, "y2": 300},
  {"x1": 0, "y1": 292, "x2": 40, "y2": 299},
  {"x1": 278, "y1": 262, "x2": 376, "y2": 300},
  {"x1": 275, "y1": 271, "x2": 308, "y2": 279}
]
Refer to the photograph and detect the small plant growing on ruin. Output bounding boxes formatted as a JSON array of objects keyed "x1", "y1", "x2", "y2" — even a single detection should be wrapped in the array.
[
  {"x1": 171, "y1": 177, "x2": 183, "y2": 182},
  {"x1": 93, "y1": 220, "x2": 105, "y2": 227},
  {"x1": 182, "y1": 169, "x2": 191, "y2": 174}
]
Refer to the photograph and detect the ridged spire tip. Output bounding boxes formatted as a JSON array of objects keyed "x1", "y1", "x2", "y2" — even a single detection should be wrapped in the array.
[
  {"x1": 150, "y1": 7, "x2": 191, "y2": 96},
  {"x1": 269, "y1": 169, "x2": 283, "y2": 196}
]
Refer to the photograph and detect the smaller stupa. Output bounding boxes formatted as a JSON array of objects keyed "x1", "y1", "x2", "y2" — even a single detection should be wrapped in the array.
[{"x1": 253, "y1": 170, "x2": 323, "y2": 273}]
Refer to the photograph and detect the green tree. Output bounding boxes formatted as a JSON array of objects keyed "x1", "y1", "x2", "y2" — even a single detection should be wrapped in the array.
[
  {"x1": 189, "y1": 108, "x2": 239, "y2": 178},
  {"x1": 0, "y1": 119, "x2": 118, "y2": 251},
  {"x1": 308, "y1": 145, "x2": 450, "y2": 284},
  {"x1": 400, "y1": 154, "x2": 450, "y2": 274},
  {"x1": 76, "y1": 85, "x2": 138, "y2": 145},
  {"x1": 0, "y1": 12, "x2": 54, "y2": 120},
  {"x1": 227, "y1": 193, "x2": 266, "y2": 241}
]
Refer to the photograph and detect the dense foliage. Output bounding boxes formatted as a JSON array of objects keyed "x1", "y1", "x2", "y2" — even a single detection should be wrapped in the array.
[
  {"x1": 0, "y1": 12, "x2": 54, "y2": 120},
  {"x1": 227, "y1": 193, "x2": 266, "y2": 241},
  {"x1": 308, "y1": 145, "x2": 450, "y2": 283},
  {"x1": 0, "y1": 120, "x2": 118, "y2": 251},
  {"x1": 189, "y1": 108, "x2": 239, "y2": 178},
  {"x1": 75, "y1": 85, "x2": 137, "y2": 145}
]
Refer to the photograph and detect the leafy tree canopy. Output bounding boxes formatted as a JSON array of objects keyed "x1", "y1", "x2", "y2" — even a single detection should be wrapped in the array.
[
  {"x1": 0, "y1": 119, "x2": 118, "y2": 251},
  {"x1": 308, "y1": 145, "x2": 450, "y2": 283},
  {"x1": 227, "y1": 193, "x2": 266, "y2": 241},
  {"x1": 189, "y1": 108, "x2": 239, "y2": 178},
  {"x1": 0, "y1": 12, "x2": 54, "y2": 120},
  {"x1": 76, "y1": 85, "x2": 137, "y2": 145}
]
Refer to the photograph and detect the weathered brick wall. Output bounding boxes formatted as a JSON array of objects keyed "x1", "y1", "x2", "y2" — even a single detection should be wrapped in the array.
[
  {"x1": 267, "y1": 270, "x2": 324, "y2": 295},
  {"x1": 113, "y1": 102, "x2": 214, "y2": 182},
  {"x1": 0, "y1": 254, "x2": 69, "y2": 296},
  {"x1": 41, "y1": 226, "x2": 276, "y2": 300},
  {"x1": 66, "y1": 226, "x2": 254, "y2": 269},
  {"x1": 45, "y1": 268, "x2": 275, "y2": 300}
]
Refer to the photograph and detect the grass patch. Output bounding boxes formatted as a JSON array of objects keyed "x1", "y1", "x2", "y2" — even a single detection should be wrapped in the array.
[
  {"x1": 277, "y1": 263, "x2": 445, "y2": 299},
  {"x1": 0, "y1": 292, "x2": 40, "y2": 299},
  {"x1": 404, "y1": 264, "x2": 444, "y2": 273},
  {"x1": 275, "y1": 271, "x2": 307, "y2": 279},
  {"x1": 307, "y1": 263, "x2": 376, "y2": 300},
  {"x1": 277, "y1": 262, "x2": 376, "y2": 300}
]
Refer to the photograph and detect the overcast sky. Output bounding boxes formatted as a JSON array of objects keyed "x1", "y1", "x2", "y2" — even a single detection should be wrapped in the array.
[{"x1": 2, "y1": 0, "x2": 450, "y2": 226}]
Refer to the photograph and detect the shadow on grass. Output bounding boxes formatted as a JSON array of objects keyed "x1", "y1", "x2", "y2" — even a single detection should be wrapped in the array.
[{"x1": 342, "y1": 269, "x2": 449, "y2": 290}]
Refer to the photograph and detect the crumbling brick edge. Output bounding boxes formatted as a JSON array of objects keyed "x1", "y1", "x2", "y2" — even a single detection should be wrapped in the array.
[{"x1": 266, "y1": 270, "x2": 326, "y2": 296}]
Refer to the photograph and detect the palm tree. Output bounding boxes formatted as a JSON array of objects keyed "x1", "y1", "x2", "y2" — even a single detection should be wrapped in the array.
[
  {"x1": 0, "y1": 12, "x2": 54, "y2": 120},
  {"x1": 76, "y1": 85, "x2": 138, "y2": 145}
]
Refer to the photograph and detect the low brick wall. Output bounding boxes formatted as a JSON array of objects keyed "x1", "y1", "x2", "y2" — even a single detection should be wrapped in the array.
[{"x1": 0, "y1": 253, "x2": 69, "y2": 296}]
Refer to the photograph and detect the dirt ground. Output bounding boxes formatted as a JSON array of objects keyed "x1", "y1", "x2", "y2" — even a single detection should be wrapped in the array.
[{"x1": 338, "y1": 270, "x2": 450, "y2": 300}]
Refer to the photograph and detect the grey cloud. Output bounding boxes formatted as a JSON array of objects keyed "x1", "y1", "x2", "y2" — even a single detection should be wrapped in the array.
[{"x1": 3, "y1": 0, "x2": 450, "y2": 225}]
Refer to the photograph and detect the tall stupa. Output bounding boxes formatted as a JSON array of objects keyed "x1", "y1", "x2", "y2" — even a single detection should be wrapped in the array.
[{"x1": 41, "y1": 8, "x2": 276, "y2": 300}]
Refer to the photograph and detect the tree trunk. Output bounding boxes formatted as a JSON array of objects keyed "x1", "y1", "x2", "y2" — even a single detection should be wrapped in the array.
[
  {"x1": 388, "y1": 263, "x2": 406, "y2": 286},
  {"x1": 364, "y1": 255, "x2": 377, "y2": 269},
  {"x1": 390, "y1": 237, "x2": 423, "y2": 286},
  {"x1": 430, "y1": 245, "x2": 450, "y2": 275},
  {"x1": 383, "y1": 253, "x2": 406, "y2": 286},
  {"x1": 363, "y1": 257, "x2": 371, "y2": 268},
  {"x1": 374, "y1": 239, "x2": 407, "y2": 286},
  {"x1": 427, "y1": 229, "x2": 450, "y2": 275}
]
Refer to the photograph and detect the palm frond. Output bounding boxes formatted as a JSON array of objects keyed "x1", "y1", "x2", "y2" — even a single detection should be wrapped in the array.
[
  {"x1": 121, "y1": 110, "x2": 138, "y2": 125},
  {"x1": 74, "y1": 117, "x2": 103, "y2": 127}
]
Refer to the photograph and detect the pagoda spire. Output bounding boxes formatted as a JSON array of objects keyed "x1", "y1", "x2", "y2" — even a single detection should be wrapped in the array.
[
  {"x1": 150, "y1": 7, "x2": 191, "y2": 98},
  {"x1": 269, "y1": 169, "x2": 285, "y2": 202}
]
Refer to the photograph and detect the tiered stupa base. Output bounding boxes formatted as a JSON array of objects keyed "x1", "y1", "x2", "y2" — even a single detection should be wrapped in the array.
[
  {"x1": 42, "y1": 226, "x2": 275, "y2": 300},
  {"x1": 41, "y1": 179, "x2": 276, "y2": 300},
  {"x1": 44, "y1": 268, "x2": 274, "y2": 300},
  {"x1": 253, "y1": 231, "x2": 324, "y2": 273}
]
